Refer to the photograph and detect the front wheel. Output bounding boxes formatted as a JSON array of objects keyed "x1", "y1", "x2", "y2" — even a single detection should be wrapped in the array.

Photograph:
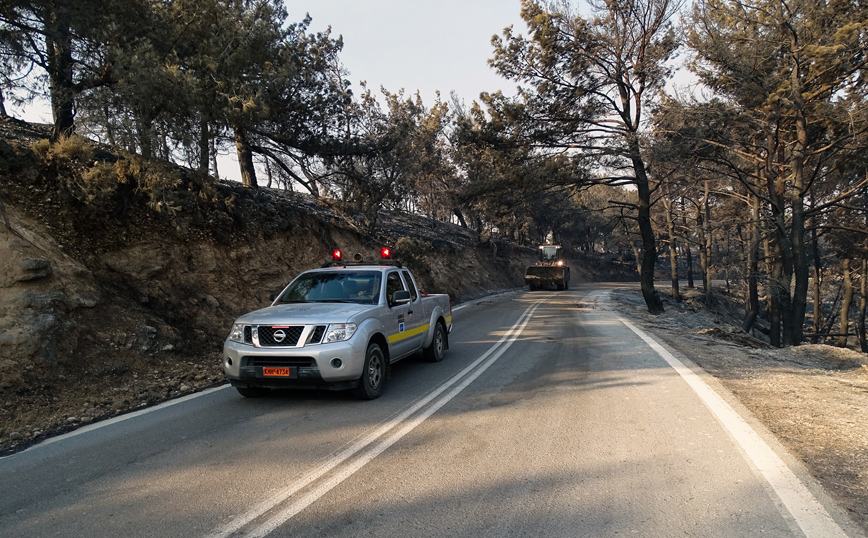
[
  {"x1": 423, "y1": 322, "x2": 446, "y2": 363},
  {"x1": 354, "y1": 343, "x2": 386, "y2": 400}
]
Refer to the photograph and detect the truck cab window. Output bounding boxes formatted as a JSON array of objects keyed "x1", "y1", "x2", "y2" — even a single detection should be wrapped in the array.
[
  {"x1": 401, "y1": 270, "x2": 418, "y2": 301},
  {"x1": 386, "y1": 271, "x2": 405, "y2": 303}
]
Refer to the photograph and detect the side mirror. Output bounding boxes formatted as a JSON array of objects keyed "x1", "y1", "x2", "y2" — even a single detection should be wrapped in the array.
[{"x1": 390, "y1": 290, "x2": 411, "y2": 307}]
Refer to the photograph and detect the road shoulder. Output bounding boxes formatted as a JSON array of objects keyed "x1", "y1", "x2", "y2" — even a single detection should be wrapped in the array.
[{"x1": 604, "y1": 287, "x2": 868, "y2": 537}]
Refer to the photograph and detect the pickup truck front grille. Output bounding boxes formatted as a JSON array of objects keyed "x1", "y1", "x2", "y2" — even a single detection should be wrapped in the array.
[
  {"x1": 258, "y1": 326, "x2": 304, "y2": 347},
  {"x1": 309, "y1": 325, "x2": 326, "y2": 344},
  {"x1": 244, "y1": 356, "x2": 316, "y2": 367}
]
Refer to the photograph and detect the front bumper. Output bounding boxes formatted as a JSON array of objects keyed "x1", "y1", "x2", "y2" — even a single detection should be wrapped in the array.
[
  {"x1": 223, "y1": 336, "x2": 367, "y2": 390},
  {"x1": 525, "y1": 275, "x2": 564, "y2": 285}
]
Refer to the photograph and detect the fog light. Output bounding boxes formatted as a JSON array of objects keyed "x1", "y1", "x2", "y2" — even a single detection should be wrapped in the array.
[
  {"x1": 226, "y1": 357, "x2": 233, "y2": 366},
  {"x1": 330, "y1": 358, "x2": 343, "y2": 369}
]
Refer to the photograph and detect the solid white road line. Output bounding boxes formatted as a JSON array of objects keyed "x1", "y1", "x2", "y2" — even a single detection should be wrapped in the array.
[
  {"x1": 207, "y1": 299, "x2": 544, "y2": 538},
  {"x1": 1, "y1": 385, "x2": 231, "y2": 461},
  {"x1": 613, "y1": 308, "x2": 848, "y2": 538}
]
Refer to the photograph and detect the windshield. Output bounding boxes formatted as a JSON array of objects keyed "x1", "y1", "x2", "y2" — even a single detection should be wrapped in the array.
[
  {"x1": 275, "y1": 271, "x2": 382, "y2": 305},
  {"x1": 540, "y1": 246, "x2": 560, "y2": 263}
]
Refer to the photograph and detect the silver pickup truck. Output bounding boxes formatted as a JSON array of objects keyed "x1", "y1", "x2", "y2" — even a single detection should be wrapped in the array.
[{"x1": 222, "y1": 260, "x2": 452, "y2": 399}]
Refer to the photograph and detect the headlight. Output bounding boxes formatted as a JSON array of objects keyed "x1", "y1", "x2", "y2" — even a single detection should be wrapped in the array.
[
  {"x1": 229, "y1": 323, "x2": 245, "y2": 343},
  {"x1": 324, "y1": 323, "x2": 357, "y2": 343}
]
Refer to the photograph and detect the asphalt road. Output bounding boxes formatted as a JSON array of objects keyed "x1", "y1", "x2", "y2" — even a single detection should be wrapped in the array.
[{"x1": 0, "y1": 285, "x2": 861, "y2": 537}]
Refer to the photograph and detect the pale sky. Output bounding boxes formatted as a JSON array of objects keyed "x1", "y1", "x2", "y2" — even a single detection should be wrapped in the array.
[
  {"x1": 12, "y1": 1, "x2": 529, "y2": 120},
  {"x1": 11, "y1": 1, "x2": 533, "y2": 180},
  {"x1": 283, "y1": 0, "x2": 528, "y2": 106}
]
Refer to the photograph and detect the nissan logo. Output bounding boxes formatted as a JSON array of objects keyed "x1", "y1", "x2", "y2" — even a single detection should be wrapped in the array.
[{"x1": 273, "y1": 329, "x2": 286, "y2": 343}]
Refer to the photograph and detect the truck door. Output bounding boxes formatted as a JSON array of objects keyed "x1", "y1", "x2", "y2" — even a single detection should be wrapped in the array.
[
  {"x1": 383, "y1": 270, "x2": 420, "y2": 360},
  {"x1": 400, "y1": 269, "x2": 426, "y2": 350}
]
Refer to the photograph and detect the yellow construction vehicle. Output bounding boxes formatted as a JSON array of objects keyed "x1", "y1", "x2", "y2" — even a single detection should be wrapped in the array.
[{"x1": 524, "y1": 245, "x2": 570, "y2": 291}]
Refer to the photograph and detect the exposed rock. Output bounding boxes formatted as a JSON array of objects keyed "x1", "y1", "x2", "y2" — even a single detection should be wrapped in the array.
[
  {"x1": 15, "y1": 257, "x2": 52, "y2": 282},
  {"x1": 101, "y1": 245, "x2": 172, "y2": 280},
  {"x1": 0, "y1": 358, "x2": 18, "y2": 389}
]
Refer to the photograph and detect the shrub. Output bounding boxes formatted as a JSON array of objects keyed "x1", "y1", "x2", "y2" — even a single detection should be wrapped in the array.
[{"x1": 50, "y1": 135, "x2": 93, "y2": 163}]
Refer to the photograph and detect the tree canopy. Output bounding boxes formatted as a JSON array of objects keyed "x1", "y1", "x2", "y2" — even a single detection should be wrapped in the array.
[{"x1": 3, "y1": 0, "x2": 868, "y2": 347}]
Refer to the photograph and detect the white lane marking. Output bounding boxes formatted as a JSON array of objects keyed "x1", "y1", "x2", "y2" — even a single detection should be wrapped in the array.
[
  {"x1": 614, "y1": 311, "x2": 848, "y2": 538},
  {"x1": 1, "y1": 385, "x2": 230, "y2": 460},
  {"x1": 207, "y1": 300, "x2": 543, "y2": 538}
]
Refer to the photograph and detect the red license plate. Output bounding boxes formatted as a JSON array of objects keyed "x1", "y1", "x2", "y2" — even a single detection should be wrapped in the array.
[{"x1": 263, "y1": 367, "x2": 293, "y2": 377}]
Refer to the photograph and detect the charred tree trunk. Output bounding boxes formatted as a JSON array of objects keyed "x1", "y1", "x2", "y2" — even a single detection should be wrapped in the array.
[
  {"x1": 633, "y1": 168, "x2": 664, "y2": 314},
  {"x1": 696, "y1": 195, "x2": 710, "y2": 301},
  {"x1": 198, "y1": 119, "x2": 210, "y2": 174},
  {"x1": 680, "y1": 198, "x2": 694, "y2": 289},
  {"x1": 811, "y1": 227, "x2": 822, "y2": 344},
  {"x1": 102, "y1": 105, "x2": 116, "y2": 146},
  {"x1": 858, "y1": 257, "x2": 867, "y2": 353},
  {"x1": 45, "y1": 6, "x2": 75, "y2": 138},
  {"x1": 453, "y1": 208, "x2": 467, "y2": 228},
  {"x1": 685, "y1": 243, "x2": 694, "y2": 288},
  {"x1": 663, "y1": 195, "x2": 680, "y2": 302},
  {"x1": 767, "y1": 238, "x2": 783, "y2": 347},
  {"x1": 838, "y1": 259, "x2": 853, "y2": 348},
  {"x1": 210, "y1": 137, "x2": 220, "y2": 179},
  {"x1": 233, "y1": 125, "x2": 257, "y2": 189},
  {"x1": 787, "y1": 101, "x2": 809, "y2": 345},
  {"x1": 627, "y1": 134, "x2": 663, "y2": 314},
  {"x1": 703, "y1": 181, "x2": 713, "y2": 305},
  {"x1": 136, "y1": 112, "x2": 156, "y2": 159},
  {"x1": 763, "y1": 125, "x2": 796, "y2": 347},
  {"x1": 264, "y1": 157, "x2": 273, "y2": 188},
  {"x1": 743, "y1": 192, "x2": 760, "y2": 333},
  {"x1": 697, "y1": 212, "x2": 708, "y2": 292}
]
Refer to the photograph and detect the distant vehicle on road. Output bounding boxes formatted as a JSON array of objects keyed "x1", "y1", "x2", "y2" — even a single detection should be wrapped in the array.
[
  {"x1": 222, "y1": 249, "x2": 452, "y2": 399},
  {"x1": 525, "y1": 245, "x2": 570, "y2": 291}
]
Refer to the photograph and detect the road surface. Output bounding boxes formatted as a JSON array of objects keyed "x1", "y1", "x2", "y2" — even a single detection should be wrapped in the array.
[{"x1": 0, "y1": 285, "x2": 861, "y2": 537}]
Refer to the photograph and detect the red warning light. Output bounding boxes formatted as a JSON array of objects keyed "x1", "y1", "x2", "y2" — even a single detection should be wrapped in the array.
[
  {"x1": 332, "y1": 249, "x2": 343, "y2": 261},
  {"x1": 380, "y1": 247, "x2": 391, "y2": 260}
]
